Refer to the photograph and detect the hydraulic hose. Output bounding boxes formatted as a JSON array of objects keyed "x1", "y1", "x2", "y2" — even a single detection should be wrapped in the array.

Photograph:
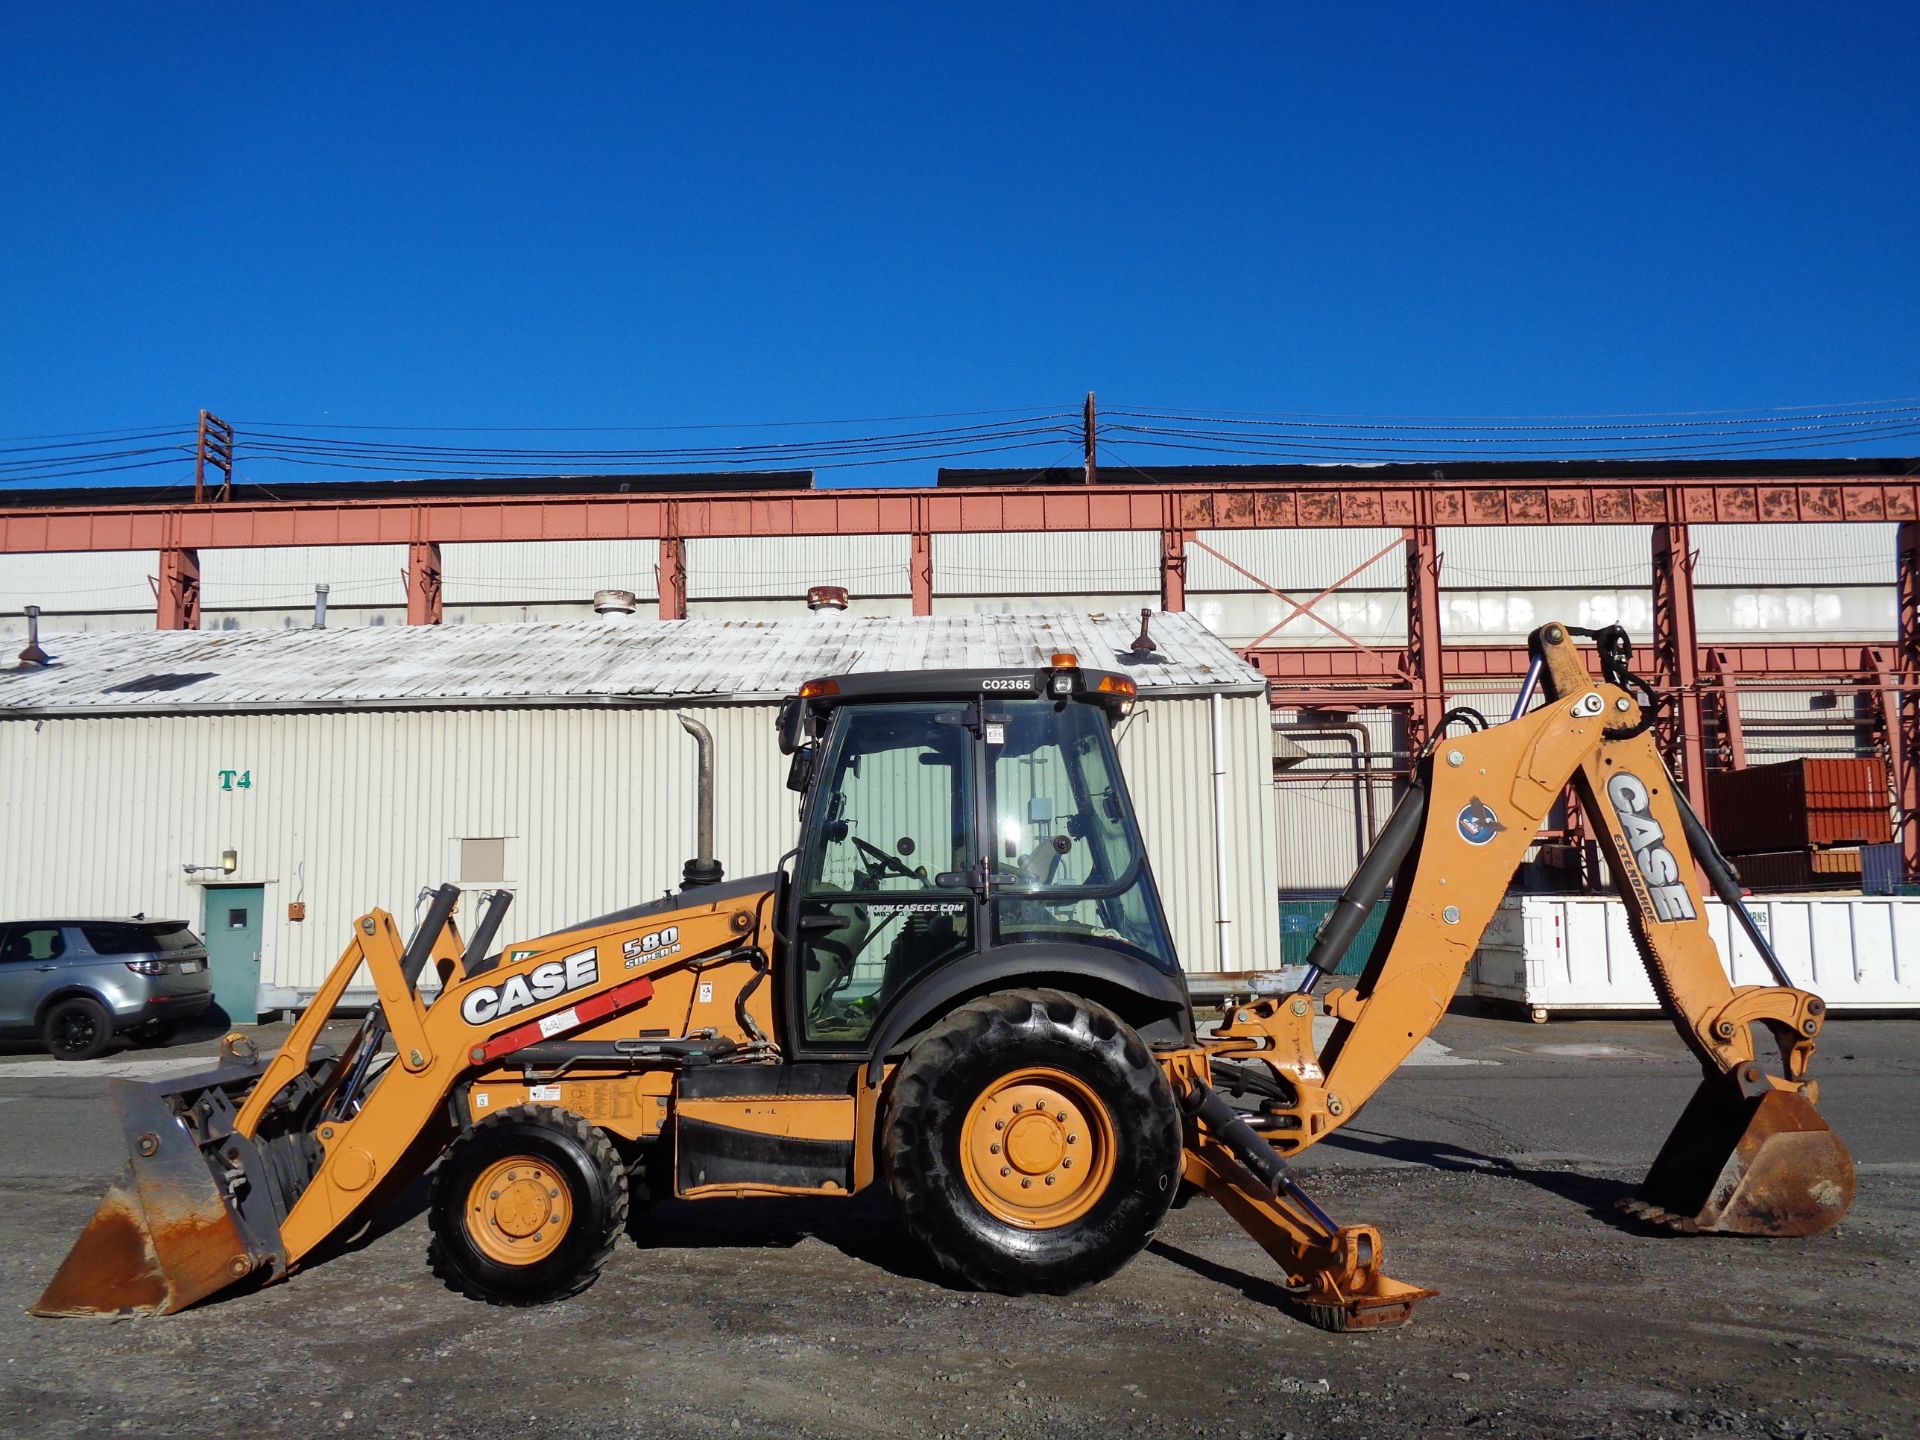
[
  {"x1": 1672, "y1": 788, "x2": 1796, "y2": 989},
  {"x1": 1180, "y1": 1079, "x2": 1339, "y2": 1235},
  {"x1": 1297, "y1": 776, "x2": 1429, "y2": 991}
]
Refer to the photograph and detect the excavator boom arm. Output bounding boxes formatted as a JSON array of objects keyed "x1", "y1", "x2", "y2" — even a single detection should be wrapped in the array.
[{"x1": 1184, "y1": 622, "x2": 1854, "y2": 1327}]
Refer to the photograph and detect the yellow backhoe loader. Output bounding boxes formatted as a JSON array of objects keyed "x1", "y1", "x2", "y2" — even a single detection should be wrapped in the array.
[{"x1": 35, "y1": 622, "x2": 1854, "y2": 1332}]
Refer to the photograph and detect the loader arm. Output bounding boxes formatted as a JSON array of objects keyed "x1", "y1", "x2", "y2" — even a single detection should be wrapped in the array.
[
  {"x1": 35, "y1": 879, "x2": 779, "y2": 1318},
  {"x1": 1183, "y1": 621, "x2": 1853, "y2": 1329}
]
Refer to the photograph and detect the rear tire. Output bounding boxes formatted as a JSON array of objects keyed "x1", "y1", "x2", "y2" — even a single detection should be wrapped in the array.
[
  {"x1": 42, "y1": 997, "x2": 113, "y2": 1061},
  {"x1": 883, "y1": 988, "x2": 1181, "y2": 1295},
  {"x1": 427, "y1": 1105, "x2": 627, "y2": 1305}
]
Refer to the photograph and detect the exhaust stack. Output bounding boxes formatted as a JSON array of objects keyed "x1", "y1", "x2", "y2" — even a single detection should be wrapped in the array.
[
  {"x1": 312, "y1": 584, "x2": 329, "y2": 629},
  {"x1": 18, "y1": 604, "x2": 49, "y2": 667},
  {"x1": 678, "y1": 714, "x2": 723, "y2": 888}
]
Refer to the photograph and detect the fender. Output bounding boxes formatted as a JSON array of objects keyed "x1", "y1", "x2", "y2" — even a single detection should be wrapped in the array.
[{"x1": 861, "y1": 942, "x2": 1193, "y2": 1084}]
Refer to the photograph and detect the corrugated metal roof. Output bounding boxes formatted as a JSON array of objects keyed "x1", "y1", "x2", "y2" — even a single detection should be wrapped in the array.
[{"x1": 0, "y1": 610, "x2": 1264, "y2": 715}]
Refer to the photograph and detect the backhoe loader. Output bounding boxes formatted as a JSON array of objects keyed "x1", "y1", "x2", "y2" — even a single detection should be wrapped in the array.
[{"x1": 35, "y1": 622, "x2": 1854, "y2": 1332}]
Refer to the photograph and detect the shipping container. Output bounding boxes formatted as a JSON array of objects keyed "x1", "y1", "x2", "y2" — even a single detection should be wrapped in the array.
[
  {"x1": 1706, "y1": 756, "x2": 1890, "y2": 854},
  {"x1": 1729, "y1": 847, "x2": 1862, "y2": 892},
  {"x1": 1471, "y1": 894, "x2": 1920, "y2": 1016}
]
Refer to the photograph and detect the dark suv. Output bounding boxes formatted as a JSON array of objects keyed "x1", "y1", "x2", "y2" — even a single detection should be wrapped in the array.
[{"x1": 0, "y1": 920, "x2": 214, "y2": 1060}]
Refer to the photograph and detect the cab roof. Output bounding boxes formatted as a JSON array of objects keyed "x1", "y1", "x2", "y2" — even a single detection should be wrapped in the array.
[{"x1": 793, "y1": 665, "x2": 1135, "y2": 707}]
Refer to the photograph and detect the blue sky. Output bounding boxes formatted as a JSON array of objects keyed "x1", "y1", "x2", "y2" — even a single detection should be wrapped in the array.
[{"x1": 2, "y1": 4, "x2": 1916, "y2": 487}]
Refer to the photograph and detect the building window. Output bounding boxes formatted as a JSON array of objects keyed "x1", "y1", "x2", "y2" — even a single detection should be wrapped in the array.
[{"x1": 461, "y1": 837, "x2": 508, "y2": 883}]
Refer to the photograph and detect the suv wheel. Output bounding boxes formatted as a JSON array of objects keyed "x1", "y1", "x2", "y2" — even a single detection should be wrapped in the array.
[{"x1": 43, "y1": 996, "x2": 114, "y2": 1061}]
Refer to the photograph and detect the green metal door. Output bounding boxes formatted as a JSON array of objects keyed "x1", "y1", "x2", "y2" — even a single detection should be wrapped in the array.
[{"x1": 202, "y1": 885, "x2": 264, "y2": 1024}]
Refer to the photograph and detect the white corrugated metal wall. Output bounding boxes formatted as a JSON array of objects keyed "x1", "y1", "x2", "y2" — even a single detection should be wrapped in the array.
[{"x1": 0, "y1": 691, "x2": 1277, "y2": 1008}]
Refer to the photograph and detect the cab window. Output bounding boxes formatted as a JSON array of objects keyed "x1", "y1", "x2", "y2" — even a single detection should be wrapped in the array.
[
  {"x1": 795, "y1": 704, "x2": 976, "y2": 1048},
  {"x1": 986, "y1": 699, "x2": 1177, "y2": 969}
]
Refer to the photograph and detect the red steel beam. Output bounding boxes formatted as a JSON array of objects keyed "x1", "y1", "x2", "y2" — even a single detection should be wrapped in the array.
[
  {"x1": 1897, "y1": 522, "x2": 1920, "y2": 882},
  {"x1": 1401, "y1": 525, "x2": 1447, "y2": 752},
  {"x1": 406, "y1": 541, "x2": 443, "y2": 626},
  {"x1": 1246, "y1": 642, "x2": 1880, "y2": 686},
  {"x1": 910, "y1": 531, "x2": 933, "y2": 616},
  {"x1": 1652, "y1": 522, "x2": 1710, "y2": 811},
  {"x1": 658, "y1": 538, "x2": 687, "y2": 621},
  {"x1": 155, "y1": 548, "x2": 200, "y2": 630},
  {"x1": 7, "y1": 475, "x2": 1920, "y2": 555},
  {"x1": 1160, "y1": 527, "x2": 1187, "y2": 612}
]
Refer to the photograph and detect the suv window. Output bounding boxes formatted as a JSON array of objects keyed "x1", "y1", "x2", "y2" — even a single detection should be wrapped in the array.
[
  {"x1": 83, "y1": 922, "x2": 199, "y2": 955},
  {"x1": 0, "y1": 927, "x2": 67, "y2": 964}
]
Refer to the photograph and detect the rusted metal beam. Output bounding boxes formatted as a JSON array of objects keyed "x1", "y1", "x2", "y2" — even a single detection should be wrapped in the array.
[
  {"x1": 155, "y1": 548, "x2": 200, "y2": 630},
  {"x1": 1160, "y1": 527, "x2": 1186, "y2": 612},
  {"x1": 1652, "y1": 522, "x2": 1710, "y2": 812},
  {"x1": 658, "y1": 537, "x2": 686, "y2": 621},
  {"x1": 1246, "y1": 642, "x2": 1880, "y2": 686},
  {"x1": 910, "y1": 531, "x2": 932, "y2": 616},
  {"x1": 406, "y1": 541, "x2": 443, "y2": 626},
  {"x1": 8, "y1": 473, "x2": 1920, "y2": 555},
  {"x1": 1401, "y1": 525, "x2": 1446, "y2": 754},
  {"x1": 1897, "y1": 522, "x2": 1920, "y2": 882},
  {"x1": 1702, "y1": 648, "x2": 1749, "y2": 771}
]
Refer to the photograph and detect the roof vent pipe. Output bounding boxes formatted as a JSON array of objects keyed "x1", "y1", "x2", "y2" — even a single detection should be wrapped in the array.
[
  {"x1": 807, "y1": 584, "x2": 849, "y2": 613},
  {"x1": 677, "y1": 714, "x2": 724, "y2": 888},
  {"x1": 313, "y1": 584, "x2": 329, "y2": 630},
  {"x1": 594, "y1": 588, "x2": 638, "y2": 623},
  {"x1": 1130, "y1": 608, "x2": 1160, "y2": 656},
  {"x1": 18, "y1": 605, "x2": 49, "y2": 667}
]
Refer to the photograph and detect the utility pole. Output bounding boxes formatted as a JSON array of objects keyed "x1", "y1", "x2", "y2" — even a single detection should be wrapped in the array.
[
  {"x1": 1082, "y1": 391, "x2": 1097, "y2": 484},
  {"x1": 194, "y1": 411, "x2": 235, "y2": 502}
]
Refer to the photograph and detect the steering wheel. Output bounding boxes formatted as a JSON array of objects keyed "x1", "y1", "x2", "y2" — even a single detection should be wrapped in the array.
[{"x1": 850, "y1": 834, "x2": 921, "y2": 882}]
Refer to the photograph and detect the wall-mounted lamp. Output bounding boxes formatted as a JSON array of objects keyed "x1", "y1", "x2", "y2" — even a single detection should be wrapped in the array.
[{"x1": 183, "y1": 849, "x2": 239, "y2": 877}]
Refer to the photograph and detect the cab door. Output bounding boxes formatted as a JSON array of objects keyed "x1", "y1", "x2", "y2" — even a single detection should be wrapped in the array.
[{"x1": 788, "y1": 703, "x2": 978, "y2": 1055}]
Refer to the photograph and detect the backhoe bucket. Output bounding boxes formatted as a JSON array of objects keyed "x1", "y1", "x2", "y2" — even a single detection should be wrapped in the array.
[
  {"x1": 33, "y1": 1070, "x2": 285, "y2": 1317},
  {"x1": 1624, "y1": 1077, "x2": 1855, "y2": 1237}
]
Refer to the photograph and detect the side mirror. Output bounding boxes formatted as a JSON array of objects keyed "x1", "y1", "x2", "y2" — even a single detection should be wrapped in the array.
[
  {"x1": 786, "y1": 746, "x2": 816, "y2": 793},
  {"x1": 776, "y1": 698, "x2": 805, "y2": 756}
]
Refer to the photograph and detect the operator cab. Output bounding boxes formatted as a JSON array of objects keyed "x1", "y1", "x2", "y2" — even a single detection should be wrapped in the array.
[{"x1": 775, "y1": 658, "x2": 1180, "y2": 1055}]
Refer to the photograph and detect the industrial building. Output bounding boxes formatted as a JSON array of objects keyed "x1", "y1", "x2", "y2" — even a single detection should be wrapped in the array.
[
  {"x1": 5, "y1": 455, "x2": 1920, "y2": 1012},
  {"x1": 0, "y1": 609, "x2": 1278, "y2": 1018}
]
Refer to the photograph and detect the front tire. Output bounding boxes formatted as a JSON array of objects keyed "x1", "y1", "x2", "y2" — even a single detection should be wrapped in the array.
[
  {"x1": 882, "y1": 988, "x2": 1181, "y2": 1295},
  {"x1": 427, "y1": 1105, "x2": 627, "y2": 1305},
  {"x1": 42, "y1": 996, "x2": 113, "y2": 1061}
]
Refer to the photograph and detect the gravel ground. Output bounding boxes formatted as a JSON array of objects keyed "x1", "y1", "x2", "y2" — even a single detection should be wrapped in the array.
[{"x1": 2, "y1": 1016, "x2": 1916, "y2": 1440}]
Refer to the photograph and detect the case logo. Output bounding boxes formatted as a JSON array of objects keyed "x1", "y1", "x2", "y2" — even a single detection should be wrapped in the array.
[
  {"x1": 1606, "y1": 772, "x2": 1697, "y2": 922},
  {"x1": 1456, "y1": 797, "x2": 1504, "y2": 846},
  {"x1": 460, "y1": 948, "x2": 599, "y2": 1026}
]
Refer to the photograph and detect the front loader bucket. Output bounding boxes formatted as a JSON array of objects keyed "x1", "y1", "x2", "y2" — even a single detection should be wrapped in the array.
[
  {"x1": 1623, "y1": 1077, "x2": 1855, "y2": 1238},
  {"x1": 33, "y1": 1071, "x2": 285, "y2": 1317}
]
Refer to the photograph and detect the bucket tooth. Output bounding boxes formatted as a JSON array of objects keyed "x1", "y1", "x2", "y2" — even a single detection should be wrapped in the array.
[{"x1": 1629, "y1": 1077, "x2": 1855, "y2": 1239}]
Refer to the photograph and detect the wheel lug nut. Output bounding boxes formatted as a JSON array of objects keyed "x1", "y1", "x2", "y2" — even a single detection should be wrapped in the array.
[
  {"x1": 1045, "y1": 1175, "x2": 1056, "y2": 1186},
  {"x1": 1020, "y1": 1178, "x2": 1031, "y2": 1189},
  {"x1": 489, "y1": 1191, "x2": 500, "y2": 1199},
  {"x1": 1067, "y1": 1134, "x2": 1078, "y2": 1144},
  {"x1": 994, "y1": 1119, "x2": 1005, "y2": 1130},
  {"x1": 990, "y1": 1143, "x2": 1000, "y2": 1154},
  {"x1": 1056, "y1": 1112, "x2": 1066, "y2": 1122},
  {"x1": 549, "y1": 1188, "x2": 559, "y2": 1198},
  {"x1": 1063, "y1": 1159, "x2": 1073, "y2": 1169},
  {"x1": 1011, "y1": 1103, "x2": 1023, "y2": 1113},
  {"x1": 999, "y1": 1166, "x2": 1010, "y2": 1177}
]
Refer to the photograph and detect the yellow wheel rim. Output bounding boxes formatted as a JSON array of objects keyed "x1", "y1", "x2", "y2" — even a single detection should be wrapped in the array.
[
  {"x1": 959, "y1": 1066, "x2": 1116, "y2": 1229},
  {"x1": 465, "y1": 1156, "x2": 573, "y2": 1266}
]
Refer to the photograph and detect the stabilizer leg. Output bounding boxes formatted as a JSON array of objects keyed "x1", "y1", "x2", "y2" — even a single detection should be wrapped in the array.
[{"x1": 1179, "y1": 1080, "x2": 1435, "y2": 1332}]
